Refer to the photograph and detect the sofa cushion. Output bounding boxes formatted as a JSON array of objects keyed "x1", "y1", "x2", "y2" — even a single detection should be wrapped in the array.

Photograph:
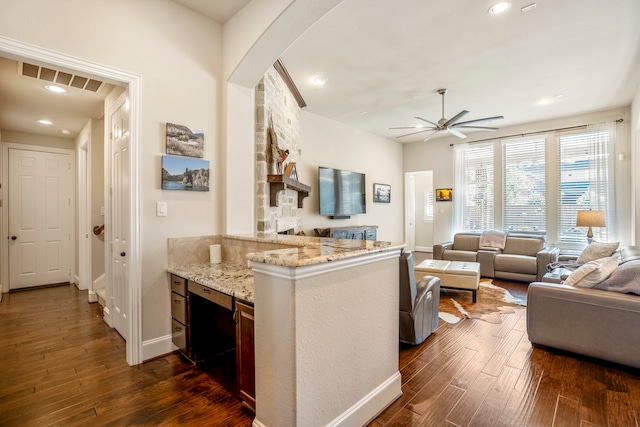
[
  {"x1": 494, "y1": 254, "x2": 537, "y2": 275},
  {"x1": 452, "y1": 234, "x2": 480, "y2": 252},
  {"x1": 594, "y1": 260, "x2": 640, "y2": 295},
  {"x1": 503, "y1": 236, "x2": 543, "y2": 257},
  {"x1": 442, "y1": 250, "x2": 477, "y2": 263},
  {"x1": 576, "y1": 241, "x2": 619, "y2": 264},
  {"x1": 564, "y1": 256, "x2": 618, "y2": 288}
]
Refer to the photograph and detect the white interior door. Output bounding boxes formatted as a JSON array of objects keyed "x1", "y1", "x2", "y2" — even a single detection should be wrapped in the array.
[
  {"x1": 8, "y1": 148, "x2": 71, "y2": 289},
  {"x1": 109, "y1": 92, "x2": 130, "y2": 341}
]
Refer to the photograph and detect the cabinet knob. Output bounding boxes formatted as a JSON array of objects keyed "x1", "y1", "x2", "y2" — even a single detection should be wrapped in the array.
[
  {"x1": 120, "y1": 252, "x2": 126, "y2": 257},
  {"x1": 11, "y1": 236, "x2": 17, "y2": 240}
]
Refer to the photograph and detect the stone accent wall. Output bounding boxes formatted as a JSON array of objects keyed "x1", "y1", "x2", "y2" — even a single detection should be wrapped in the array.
[{"x1": 255, "y1": 67, "x2": 302, "y2": 234}]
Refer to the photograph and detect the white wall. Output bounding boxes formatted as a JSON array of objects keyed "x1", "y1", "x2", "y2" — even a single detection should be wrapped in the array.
[
  {"x1": 632, "y1": 85, "x2": 640, "y2": 244},
  {"x1": 404, "y1": 107, "x2": 633, "y2": 246},
  {"x1": 299, "y1": 111, "x2": 403, "y2": 242},
  {"x1": 0, "y1": 0, "x2": 223, "y2": 343}
]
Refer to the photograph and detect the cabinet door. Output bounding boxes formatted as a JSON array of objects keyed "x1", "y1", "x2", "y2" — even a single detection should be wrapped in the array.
[
  {"x1": 235, "y1": 300, "x2": 255, "y2": 411},
  {"x1": 351, "y1": 230, "x2": 365, "y2": 240}
]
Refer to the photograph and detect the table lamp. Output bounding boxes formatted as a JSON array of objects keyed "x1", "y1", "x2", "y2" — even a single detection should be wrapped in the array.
[{"x1": 576, "y1": 209, "x2": 605, "y2": 243}]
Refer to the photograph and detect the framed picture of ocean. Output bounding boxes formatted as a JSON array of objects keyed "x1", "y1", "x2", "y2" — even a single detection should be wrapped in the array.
[
  {"x1": 166, "y1": 122, "x2": 204, "y2": 158},
  {"x1": 161, "y1": 155, "x2": 210, "y2": 191}
]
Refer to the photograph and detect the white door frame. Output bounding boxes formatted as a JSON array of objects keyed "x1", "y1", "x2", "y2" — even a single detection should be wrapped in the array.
[
  {"x1": 0, "y1": 35, "x2": 143, "y2": 366},
  {"x1": 404, "y1": 173, "x2": 416, "y2": 252},
  {"x1": 78, "y1": 139, "x2": 90, "y2": 292}
]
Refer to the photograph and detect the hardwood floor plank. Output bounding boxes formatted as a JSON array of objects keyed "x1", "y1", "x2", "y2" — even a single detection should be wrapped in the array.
[
  {"x1": 446, "y1": 372, "x2": 497, "y2": 426},
  {"x1": 554, "y1": 395, "x2": 581, "y2": 427},
  {"x1": 413, "y1": 384, "x2": 465, "y2": 426},
  {"x1": 469, "y1": 365, "x2": 521, "y2": 426}
]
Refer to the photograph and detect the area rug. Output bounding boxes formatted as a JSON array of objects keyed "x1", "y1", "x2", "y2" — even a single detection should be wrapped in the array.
[{"x1": 438, "y1": 279, "x2": 526, "y2": 324}]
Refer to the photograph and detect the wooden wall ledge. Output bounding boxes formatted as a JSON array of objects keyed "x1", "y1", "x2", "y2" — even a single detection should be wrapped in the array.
[{"x1": 267, "y1": 175, "x2": 311, "y2": 208}]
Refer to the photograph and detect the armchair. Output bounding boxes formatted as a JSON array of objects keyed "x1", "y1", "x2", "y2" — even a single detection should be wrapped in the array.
[{"x1": 399, "y1": 252, "x2": 441, "y2": 345}]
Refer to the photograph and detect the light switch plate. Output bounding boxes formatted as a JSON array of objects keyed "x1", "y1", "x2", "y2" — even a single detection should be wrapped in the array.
[{"x1": 157, "y1": 201, "x2": 167, "y2": 217}]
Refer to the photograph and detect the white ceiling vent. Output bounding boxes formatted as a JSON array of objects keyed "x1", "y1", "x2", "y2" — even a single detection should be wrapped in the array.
[{"x1": 19, "y1": 62, "x2": 104, "y2": 92}]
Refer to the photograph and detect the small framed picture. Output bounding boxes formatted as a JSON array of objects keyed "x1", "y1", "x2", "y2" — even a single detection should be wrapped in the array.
[
  {"x1": 373, "y1": 183, "x2": 391, "y2": 203},
  {"x1": 436, "y1": 188, "x2": 452, "y2": 201},
  {"x1": 166, "y1": 122, "x2": 204, "y2": 158},
  {"x1": 161, "y1": 155, "x2": 210, "y2": 191}
]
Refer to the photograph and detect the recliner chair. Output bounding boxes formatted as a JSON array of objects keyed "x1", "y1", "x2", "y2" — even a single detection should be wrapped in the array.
[{"x1": 399, "y1": 252, "x2": 441, "y2": 345}]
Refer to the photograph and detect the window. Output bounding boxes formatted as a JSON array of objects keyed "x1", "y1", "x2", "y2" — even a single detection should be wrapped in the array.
[
  {"x1": 558, "y1": 123, "x2": 614, "y2": 246},
  {"x1": 454, "y1": 143, "x2": 494, "y2": 232},
  {"x1": 502, "y1": 138, "x2": 546, "y2": 233},
  {"x1": 424, "y1": 190, "x2": 434, "y2": 221},
  {"x1": 453, "y1": 120, "x2": 616, "y2": 245}
]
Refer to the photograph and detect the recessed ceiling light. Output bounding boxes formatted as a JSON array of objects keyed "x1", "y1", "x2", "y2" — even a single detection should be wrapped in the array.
[
  {"x1": 44, "y1": 84, "x2": 67, "y2": 93},
  {"x1": 488, "y1": 2, "x2": 512, "y2": 15},
  {"x1": 38, "y1": 119, "x2": 53, "y2": 125},
  {"x1": 312, "y1": 76, "x2": 328, "y2": 87},
  {"x1": 61, "y1": 129, "x2": 71, "y2": 135},
  {"x1": 535, "y1": 98, "x2": 553, "y2": 106}
]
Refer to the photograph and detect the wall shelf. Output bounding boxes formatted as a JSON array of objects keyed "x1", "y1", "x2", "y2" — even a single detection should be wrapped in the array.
[{"x1": 267, "y1": 175, "x2": 311, "y2": 208}]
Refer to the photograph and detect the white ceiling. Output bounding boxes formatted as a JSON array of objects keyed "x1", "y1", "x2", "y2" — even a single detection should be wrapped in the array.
[
  {"x1": 1, "y1": 0, "x2": 639, "y2": 142},
  {"x1": 278, "y1": 0, "x2": 640, "y2": 142}
]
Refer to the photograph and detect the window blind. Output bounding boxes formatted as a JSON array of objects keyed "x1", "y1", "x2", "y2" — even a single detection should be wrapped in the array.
[
  {"x1": 424, "y1": 190, "x2": 434, "y2": 221},
  {"x1": 558, "y1": 126, "x2": 612, "y2": 245},
  {"x1": 502, "y1": 138, "x2": 546, "y2": 233},
  {"x1": 454, "y1": 143, "x2": 494, "y2": 232}
]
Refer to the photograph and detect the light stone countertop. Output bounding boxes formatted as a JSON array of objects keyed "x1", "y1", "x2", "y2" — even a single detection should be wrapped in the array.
[
  {"x1": 227, "y1": 233, "x2": 405, "y2": 267},
  {"x1": 167, "y1": 234, "x2": 405, "y2": 304},
  {"x1": 167, "y1": 262, "x2": 255, "y2": 303}
]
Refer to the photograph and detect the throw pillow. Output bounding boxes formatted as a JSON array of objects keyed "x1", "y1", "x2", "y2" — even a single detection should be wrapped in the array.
[
  {"x1": 576, "y1": 241, "x2": 620, "y2": 264},
  {"x1": 595, "y1": 260, "x2": 640, "y2": 295},
  {"x1": 564, "y1": 257, "x2": 619, "y2": 288}
]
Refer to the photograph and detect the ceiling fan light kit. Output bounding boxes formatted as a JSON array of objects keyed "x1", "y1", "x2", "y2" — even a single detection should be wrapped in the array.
[{"x1": 390, "y1": 89, "x2": 504, "y2": 141}]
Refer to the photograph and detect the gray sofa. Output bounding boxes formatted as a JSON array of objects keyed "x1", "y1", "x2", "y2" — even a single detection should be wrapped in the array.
[
  {"x1": 527, "y1": 257, "x2": 640, "y2": 369},
  {"x1": 433, "y1": 232, "x2": 558, "y2": 282}
]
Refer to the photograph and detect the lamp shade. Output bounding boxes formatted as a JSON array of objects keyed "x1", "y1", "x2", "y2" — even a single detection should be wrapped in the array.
[{"x1": 576, "y1": 210, "x2": 606, "y2": 227}]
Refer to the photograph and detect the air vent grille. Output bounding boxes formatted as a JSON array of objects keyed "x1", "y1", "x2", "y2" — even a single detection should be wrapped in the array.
[{"x1": 19, "y1": 62, "x2": 104, "y2": 92}]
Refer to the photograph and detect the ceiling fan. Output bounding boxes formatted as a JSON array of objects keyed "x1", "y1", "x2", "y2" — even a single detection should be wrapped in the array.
[{"x1": 390, "y1": 89, "x2": 504, "y2": 141}]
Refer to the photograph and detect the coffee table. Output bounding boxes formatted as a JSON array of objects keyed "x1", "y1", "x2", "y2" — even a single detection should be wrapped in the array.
[{"x1": 414, "y1": 259, "x2": 481, "y2": 302}]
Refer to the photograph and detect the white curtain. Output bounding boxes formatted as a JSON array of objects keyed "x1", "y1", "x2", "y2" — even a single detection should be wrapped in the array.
[{"x1": 586, "y1": 121, "x2": 616, "y2": 242}]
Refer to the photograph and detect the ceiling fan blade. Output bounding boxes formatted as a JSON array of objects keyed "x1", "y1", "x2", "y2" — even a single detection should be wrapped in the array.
[
  {"x1": 448, "y1": 128, "x2": 467, "y2": 139},
  {"x1": 453, "y1": 115, "x2": 504, "y2": 127},
  {"x1": 423, "y1": 130, "x2": 439, "y2": 142},
  {"x1": 395, "y1": 129, "x2": 433, "y2": 138},
  {"x1": 414, "y1": 117, "x2": 440, "y2": 128},
  {"x1": 443, "y1": 110, "x2": 469, "y2": 127},
  {"x1": 389, "y1": 126, "x2": 433, "y2": 130},
  {"x1": 456, "y1": 125, "x2": 499, "y2": 131}
]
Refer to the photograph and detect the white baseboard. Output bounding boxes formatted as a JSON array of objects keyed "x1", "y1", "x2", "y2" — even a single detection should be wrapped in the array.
[
  {"x1": 88, "y1": 289, "x2": 97, "y2": 303},
  {"x1": 142, "y1": 334, "x2": 175, "y2": 361},
  {"x1": 414, "y1": 246, "x2": 432, "y2": 253},
  {"x1": 328, "y1": 371, "x2": 402, "y2": 427}
]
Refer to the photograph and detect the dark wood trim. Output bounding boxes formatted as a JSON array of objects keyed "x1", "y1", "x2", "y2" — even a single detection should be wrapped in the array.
[{"x1": 273, "y1": 59, "x2": 307, "y2": 108}]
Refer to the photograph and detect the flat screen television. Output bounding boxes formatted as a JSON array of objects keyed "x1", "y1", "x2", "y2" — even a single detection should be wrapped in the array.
[{"x1": 318, "y1": 166, "x2": 366, "y2": 218}]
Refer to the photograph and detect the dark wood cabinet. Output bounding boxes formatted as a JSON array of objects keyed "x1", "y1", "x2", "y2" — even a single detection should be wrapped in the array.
[
  {"x1": 170, "y1": 273, "x2": 255, "y2": 410},
  {"x1": 170, "y1": 274, "x2": 189, "y2": 357},
  {"x1": 235, "y1": 300, "x2": 255, "y2": 411},
  {"x1": 327, "y1": 225, "x2": 377, "y2": 241}
]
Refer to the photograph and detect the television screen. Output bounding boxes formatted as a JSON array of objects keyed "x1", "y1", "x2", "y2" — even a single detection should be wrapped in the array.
[{"x1": 318, "y1": 167, "x2": 366, "y2": 217}]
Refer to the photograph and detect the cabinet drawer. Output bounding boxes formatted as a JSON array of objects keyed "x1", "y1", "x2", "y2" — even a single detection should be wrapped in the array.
[
  {"x1": 172, "y1": 318, "x2": 187, "y2": 354},
  {"x1": 170, "y1": 274, "x2": 187, "y2": 296},
  {"x1": 365, "y1": 229, "x2": 377, "y2": 240},
  {"x1": 189, "y1": 281, "x2": 233, "y2": 310},
  {"x1": 171, "y1": 292, "x2": 187, "y2": 324}
]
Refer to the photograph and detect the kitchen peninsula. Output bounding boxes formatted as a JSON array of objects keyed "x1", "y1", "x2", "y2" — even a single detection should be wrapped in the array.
[{"x1": 167, "y1": 233, "x2": 405, "y2": 427}]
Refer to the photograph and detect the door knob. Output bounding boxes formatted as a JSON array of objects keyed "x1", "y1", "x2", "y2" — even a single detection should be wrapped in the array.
[
  {"x1": 11, "y1": 236, "x2": 17, "y2": 240},
  {"x1": 120, "y1": 252, "x2": 126, "y2": 257}
]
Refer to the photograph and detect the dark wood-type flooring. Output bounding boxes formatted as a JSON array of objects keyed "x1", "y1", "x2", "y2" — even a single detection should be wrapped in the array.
[{"x1": 1, "y1": 282, "x2": 640, "y2": 426}]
